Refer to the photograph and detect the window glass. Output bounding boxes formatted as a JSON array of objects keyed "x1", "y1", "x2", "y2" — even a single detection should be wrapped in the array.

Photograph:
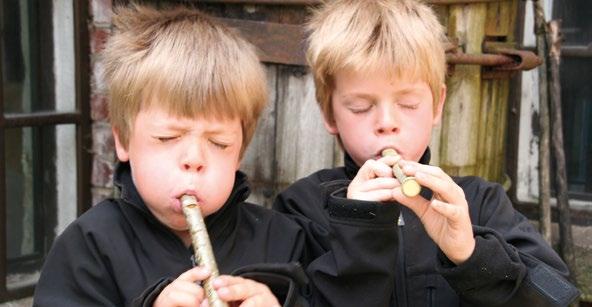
[
  {"x1": 5, "y1": 125, "x2": 58, "y2": 284},
  {"x1": 560, "y1": 57, "x2": 592, "y2": 195},
  {"x1": 553, "y1": 0, "x2": 592, "y2": 46},
  {"x1": 551, "y1": 0, "x2": 592, "y2": 198},
  {"x1": 2, "y1": 0, "x2": 56, "y2": 113}
]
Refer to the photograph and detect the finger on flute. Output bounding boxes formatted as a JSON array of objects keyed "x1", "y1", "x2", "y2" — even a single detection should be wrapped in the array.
[{"x1": 381, "y1": 149, "x2": 421, "y2": 197}]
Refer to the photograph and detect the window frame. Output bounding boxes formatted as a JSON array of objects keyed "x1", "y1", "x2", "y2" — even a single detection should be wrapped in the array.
[{"x1": 0, "y1": 1, "x2": 91, "y2": 302}]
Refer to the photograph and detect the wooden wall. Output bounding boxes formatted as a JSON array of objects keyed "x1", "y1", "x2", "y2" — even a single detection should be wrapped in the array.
[
  {"x1": 241, "y1": 65, "x2": 341, "y2": 208},
  {"x1": 435, "y1": 0, "x2": 517, "y2": 190}
]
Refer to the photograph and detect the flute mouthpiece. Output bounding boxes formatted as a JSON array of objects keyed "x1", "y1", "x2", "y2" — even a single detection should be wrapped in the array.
[
  {"x1": 181, "y1": 195, "x2": 198, "y2": 208},
  {"x1": 381, "y1": 148, "x2": 399, "y2": 157}
]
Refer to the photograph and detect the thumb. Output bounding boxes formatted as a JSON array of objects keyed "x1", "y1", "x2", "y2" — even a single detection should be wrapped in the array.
[{"x1": 177, "y1": 266, "x2": 211, "y2": 283}]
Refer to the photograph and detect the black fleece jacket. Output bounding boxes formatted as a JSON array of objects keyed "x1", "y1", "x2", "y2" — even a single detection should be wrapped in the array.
[
  {"x1": 273, "y1": 149, "x2": 579, "y2": 307},
  {"x1": 33, "y1": 163, "x2": 310, "y2": 306}
]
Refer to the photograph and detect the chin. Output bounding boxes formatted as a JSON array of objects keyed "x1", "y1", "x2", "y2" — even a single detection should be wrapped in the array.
[{"x1": 168, "y1": 221, "x2": 189, "y2": 232}]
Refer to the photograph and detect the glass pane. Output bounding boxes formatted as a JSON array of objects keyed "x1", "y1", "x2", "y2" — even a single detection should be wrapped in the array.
[
  {"x1": 2, "y1": 0, "x2": 56, "y2": 113},
  {"x1": 6, "y1": 125, "x2": 59, "y2": 277},
  {"x1": 560, "y1": 58, "x2": 592, "y2": 195},
  {"x1": 553, "y1": 0, "x2": 592, "y2": 46}
]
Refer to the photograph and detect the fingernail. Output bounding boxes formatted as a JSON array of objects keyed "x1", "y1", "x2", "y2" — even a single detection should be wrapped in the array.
[
  {"x1": 217, "y1": 287, "x2": 230, "y2": 296},
  {"x1": 212, "y1": 277, "x2": 224, "y2": 287},
  {"x1": 196, "y1": 267, "x2": 211, "y2": 278},
  {"x1": 403, "y1": 165, "x2": 414, "y2": 172}
]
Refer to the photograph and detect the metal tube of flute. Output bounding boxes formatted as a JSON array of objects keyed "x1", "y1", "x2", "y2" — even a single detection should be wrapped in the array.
[
  {"x1": 181, "y1": 195, "x2": 228, "y2": 307},
  {"x1": 381, "y1": 148, "x2": 421, "y2": 197}
]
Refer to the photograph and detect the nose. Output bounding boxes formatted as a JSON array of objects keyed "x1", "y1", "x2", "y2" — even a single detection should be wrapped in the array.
[
  {"x1": 376, "y1": 104, "x2": 398, "y2": 135},
  {"x1": 181, "y1": 140, "x2": 205, "y2": 173}
]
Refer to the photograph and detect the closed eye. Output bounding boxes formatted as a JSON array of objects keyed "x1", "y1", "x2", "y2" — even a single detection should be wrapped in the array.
[
  {"x1": 349, "y1": 104, "x2": 373, "y2": 114},
  {"x1": 155, "y1": 136, "x2": 179, "y2": 142},
  {"x1": 209, "y1": 139, "x2": 230, "y2": 150},
  {"x1": 398, "y1": 103, "x2": 419, "y2": 110}
]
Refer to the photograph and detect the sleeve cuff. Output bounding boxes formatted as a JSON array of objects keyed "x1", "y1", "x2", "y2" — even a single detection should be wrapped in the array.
[
  {"x1": 132, "y1": 277, "x2": 174, "y2": 307},
  {"x1": 326, "y1": 186, "x2": 400, "y2": 225},
  {"x1": 436, "y1": 226, "x2": 525, "y2": 292}
]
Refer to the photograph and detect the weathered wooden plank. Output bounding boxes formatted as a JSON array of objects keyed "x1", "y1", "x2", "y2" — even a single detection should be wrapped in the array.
[
  {"x1": 429, "y1": 119, "x2": 443, "y2": 167},
  {"x1": 478, "y1": 0, "x2": 516, "y2": 184},
  {"x1": 433, "y1": 5, "x2": 450, "y2": 36},
  {"x1": 438, "y1": 3, "x2": 487, "y2": 176},
  {"x1": 217, "y1": 18, "x2": 306, "y2": 66},
  {"x1": 219, "y1": 17, "x2": 526, "y2": 68},
  {"x1": 241, "y1": 65, "x2": 278, "y2": 208},
  {"x1": 485, "y1": 1, "x2": 512, "y2": 37},
  {"x1": 476, "y1": 79, "x2": 509, "y2": 183},
  {"x1": 476, "y1": 81, "x2": 493, "y2": 180},
  {"x1": 333, "y1": 142, "x2": 344, "y2": 168},
  {"x1": 274, "y1": 66, "x2": 334, "y2": 188},
  {"x1": 199, "y1": 0, "x2": 514, "y2": 5}
]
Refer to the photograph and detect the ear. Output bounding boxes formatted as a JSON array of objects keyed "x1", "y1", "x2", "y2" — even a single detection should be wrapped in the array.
[
  {"x1": 112, "y1": 127, "x2": 130, "y2": 162},
  {"x1": 323, "y1": 115, "x2": 339, "y2": 135},
  {"x1": 432, "y1": 84, "x2": 447, "y2": 126}
]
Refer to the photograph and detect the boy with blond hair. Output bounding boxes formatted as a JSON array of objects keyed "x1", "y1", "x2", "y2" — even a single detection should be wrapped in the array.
[
  {"x1": 34, "y1": 5, "x2": 316, "y2": 306},
  {"x1": 274, "y1": 0, "x2": 579, "y2": 306}
]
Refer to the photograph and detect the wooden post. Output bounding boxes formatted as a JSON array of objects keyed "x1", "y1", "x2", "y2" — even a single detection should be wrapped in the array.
[
  {"x1": 547, "y1": 20, "x2": 578, "y2": 290},
  {"x1": 532, "y1": 0, "x2": 552, "y2": 245}
]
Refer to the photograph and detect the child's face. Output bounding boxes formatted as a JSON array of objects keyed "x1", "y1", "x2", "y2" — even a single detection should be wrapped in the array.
[
  {"x1": 326, "y1": 69, "x2": 445, "y2": 166},
  {"x1": 113, "y1": 107, "x2": 242, "y2": 234}
]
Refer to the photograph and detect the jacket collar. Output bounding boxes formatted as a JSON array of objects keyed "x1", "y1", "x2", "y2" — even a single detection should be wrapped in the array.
[
  {"x1": 344, "y1": 147, "x2": 432, "y2": 180},
  {"x1": 113, "y1": 162, "x2": 251, "y2": 241}
]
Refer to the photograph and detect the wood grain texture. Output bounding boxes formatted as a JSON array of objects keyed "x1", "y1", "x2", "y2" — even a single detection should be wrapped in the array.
[
  {"x1": 439, "y1": 4, "x2": 487, "y2": 176},
  {"x1": 241, "y1": 65, "x2": 278, "y2": 208},
  {"x1": 274, "y1": 66, "x2": 334, "y2": 188}
]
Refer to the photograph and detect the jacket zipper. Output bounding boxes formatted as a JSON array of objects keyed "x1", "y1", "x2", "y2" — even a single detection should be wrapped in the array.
[
  {"x1": 427, "y1": 287, "x2": 435, "y2": 307},
  {"x1": 395, "y1": 213, "x2": 408, "y2": 307}
]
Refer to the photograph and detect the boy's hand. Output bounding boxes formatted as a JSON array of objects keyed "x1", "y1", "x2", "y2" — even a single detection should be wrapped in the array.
[
  {"x1": 154, "y1": 266, "x2": 210, "y2": 307},
  {"x1": 392, "y1": 160, "x2": 475, "y2": 265},
  {"x1": 213, "y1": 275, "x2": 281, "y2": 307},
  {"x1": 347, "y1": 155, "x2": 401, "y2": 201}
]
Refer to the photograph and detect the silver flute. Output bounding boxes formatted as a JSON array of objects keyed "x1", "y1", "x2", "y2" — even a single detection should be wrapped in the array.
[{"x1": 180, "y1": 195, "x2": 228, "y2": 307}]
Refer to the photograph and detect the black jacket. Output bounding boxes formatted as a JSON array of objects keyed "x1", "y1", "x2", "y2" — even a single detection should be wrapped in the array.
[
  {"x1": 33, "y1": 163, "x2": 310, "y2": 306},
  {"x1": 273, "y1": 149, "x2": 580, "y2": 307}
]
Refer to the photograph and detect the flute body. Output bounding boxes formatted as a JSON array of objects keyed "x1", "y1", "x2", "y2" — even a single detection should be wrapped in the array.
[
  {"x1": 381, "y1": 148, "x2": 421, "y2": 197},
  {"x1": 181, "y1": 195, "x2": 228, "y2": 307}
]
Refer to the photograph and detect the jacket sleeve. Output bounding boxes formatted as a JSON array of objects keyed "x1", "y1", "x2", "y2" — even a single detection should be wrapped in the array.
[
  {"x1": 131, "y1": 277, "x2": 174, "y2": 307},
  {"x1": 33, "y1": 222, "x2": 123, "y2": 307},
  {"x1": 274, "y1": 178, "x2": 400, "y2": 307},
  {"x1": 437, "y1": 180, "x2": 580, "y2": 306}
]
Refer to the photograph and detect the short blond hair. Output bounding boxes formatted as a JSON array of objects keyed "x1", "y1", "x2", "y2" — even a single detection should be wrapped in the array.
[
  {"x1": 103, "y1": 4, "x2": 267, "y2": 155},
  {"x1": 307, "y1": 0, "x2": 447, "y2": 124}
]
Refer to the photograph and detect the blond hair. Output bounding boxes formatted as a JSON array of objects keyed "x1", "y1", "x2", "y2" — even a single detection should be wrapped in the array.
[
  {"x1": 307, "y1": 0, "x2": 447, "y2": 124},
  {"x1": 103, "y1": 4, "x2": 267, "y2": 155}
]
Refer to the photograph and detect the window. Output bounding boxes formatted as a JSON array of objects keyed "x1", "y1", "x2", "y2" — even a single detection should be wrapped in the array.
[
  {"x1": 0, "y1": 0, "x2": 91, "y2": 302},
  {"x1": 515, "y1": 0, "x2": 591, "y2": 208},
  {"x1": 553, "y1": 0, "x2": 592, "y2": 199}
]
